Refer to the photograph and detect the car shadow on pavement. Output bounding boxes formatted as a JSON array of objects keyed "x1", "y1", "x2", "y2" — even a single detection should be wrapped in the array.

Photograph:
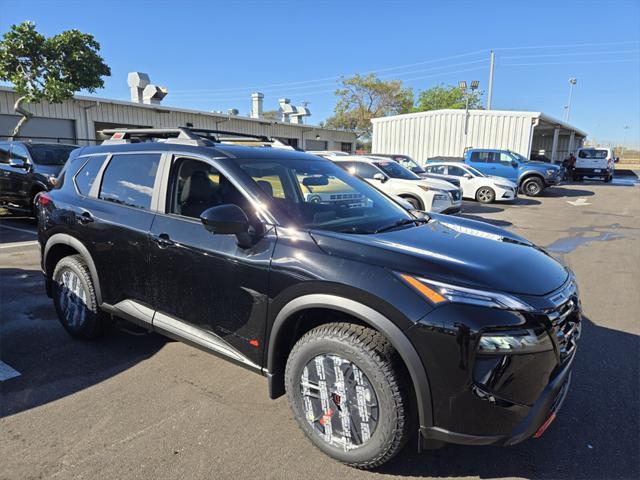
[
  {"x1": 379, "y1": 316, "x2": 640, "y2": 479},
  {"x1": 0, "y1": 267, "x2": 167, "y2": 418},
  {"x1": 541, "y1": 187, "x2": 596, "y2": 198}
]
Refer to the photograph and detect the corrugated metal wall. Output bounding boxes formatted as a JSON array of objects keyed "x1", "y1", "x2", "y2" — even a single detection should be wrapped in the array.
[
  {"x1": 531, "y1": 133, "x2": 585, "y2": 160},
  {"x1": 0, "y1": 88, "x2": 355, "y2": 149},
  {"x1": 372, "y1": 110, "x2": 536, "y2": 164}
]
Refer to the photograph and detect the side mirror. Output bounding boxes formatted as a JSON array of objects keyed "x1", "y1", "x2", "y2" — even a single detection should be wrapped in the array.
[
  {"x1": 463, "y1": 173, "x2": 472, "y2": 179},
  {"x1": 9, "y1": 158, "x2": 28, "y2": 168},
  {"x1": 200, "y1": 204, "x2": 249, "y2": 235},
  {"x1": 373, "y1": 172, "x2": 388, "y2": 183},
  {"x1": 511, "y1": 160, "x2": 518, "y2": 168}
]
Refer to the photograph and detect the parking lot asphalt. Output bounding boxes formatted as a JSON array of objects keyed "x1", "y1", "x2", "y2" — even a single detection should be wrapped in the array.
[{"x1": 1, "y1": 177, "x2": 639, "y2": 480}]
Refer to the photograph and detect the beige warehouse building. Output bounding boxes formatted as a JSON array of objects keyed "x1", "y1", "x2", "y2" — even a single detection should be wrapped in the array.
[{"x1": 0, "y1": 86, "x2": 356, "y2": 151}]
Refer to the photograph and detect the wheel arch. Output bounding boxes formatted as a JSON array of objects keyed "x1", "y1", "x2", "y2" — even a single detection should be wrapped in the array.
[
  {"x1": 398, "y1": 193, "x2": 424, "y2": 210},
  {"x1": 518, "y1": 171, "x2": 545, "y2": 185},
  {"x1": 266, "y1": 294, "x2": 434, "y2": 428},
  {"x1": 44, "y1": 233, "x2": 102, "y2": 304}
]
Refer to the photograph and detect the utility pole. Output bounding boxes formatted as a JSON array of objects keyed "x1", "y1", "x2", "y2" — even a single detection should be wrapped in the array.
[
  {"x1": 564, "y1": 78, "x2": 577, "y2": 122},
  {"x1": 487, "y1": 50, "x2": 495, "y2": 110}
]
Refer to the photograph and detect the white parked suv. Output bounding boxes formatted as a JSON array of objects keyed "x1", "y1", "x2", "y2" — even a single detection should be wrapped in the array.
[
  {"x1": 424, "y1": 162, "x2": 518, "y2": 204},
  {"x1": 328, "y1": 155, "x2": 462, "y2": 214}
]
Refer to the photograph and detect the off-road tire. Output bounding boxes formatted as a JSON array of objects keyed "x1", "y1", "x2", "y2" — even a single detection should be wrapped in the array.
[
  {"x1": 521, "y1": 176, "x2": 544, "y2": 196},
  {"x1": 285, "y1": 323, "x2": 413, "y2": 469},
  {"x1": 52, "y1": 254, "x2": 113, "y2": 339}
]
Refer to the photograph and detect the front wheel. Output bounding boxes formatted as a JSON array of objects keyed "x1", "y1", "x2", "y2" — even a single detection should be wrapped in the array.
[
  {"x1": 475, "y1": 186, "x2": 496, "y2": 204},
  {"x1": 521, "y1": 177, "x2": 544, "y2": 196},
  {"x1": 285, "y1": 323, "x2": 413, "y2": 469}
]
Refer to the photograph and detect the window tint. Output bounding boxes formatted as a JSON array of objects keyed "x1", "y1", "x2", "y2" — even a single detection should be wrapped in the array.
[
  {"x1": 430, "y1": 165, "x2": 447, "y2": 175},
  {"x1": 578, "y1": 149, "x2": 608, "y2": 159},
  {"x1": 470, "y1": 152, "x2": 490, "y2": 163},
  {"x1": 448, "y1": 165, "x2": 467, "y2": 177},
  {"x1": 75, "y1": 155, "x2": 107, "y2": 196},
  {"x1": 0, "y1": 143, "x2": 9, "y2": 164},
  {"x1": 169, "y1": 158, "x2": 251, "y2": 219},
  {"x1": 99, "y1": 153, "x2": 159, "y2": 209},
  {"x1": 356, "y1": 162, "x2": 381, "y2": 178},
  {"x1": 498, "y1": 153, "x2": 513, "y2": 163},
  {"x1": 28, "y1": 144, "x2": 75, "y2": 165},
  {"x1": 11, "y1": 144, "x2": 29, "y2": 162}
]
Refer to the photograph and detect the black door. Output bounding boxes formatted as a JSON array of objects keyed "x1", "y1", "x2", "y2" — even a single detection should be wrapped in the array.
[
  {"x1": 2, "y1": 143, "x2": 31, "y2": 207},
  {"x1": 149, "y1": 156, "x2": 276, "y2": 368},
  {"x1": 77, "y1": 152, "x2": 162, "y2": 308},
  {"x1": 0, "y1": 142, "x2": 12, "y2": 203}
]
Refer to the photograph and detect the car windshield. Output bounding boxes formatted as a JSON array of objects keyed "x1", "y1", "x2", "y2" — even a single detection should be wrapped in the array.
[
  {"x1": 510, "y1": 152, "x2": 529, "y2": 163},
  {"x1": 465, "y1": 165, "x2": 486, "y2": 177},
  {"x1": 27, "y1": 144, "x2": 76, "y2": 165},
  {"x1": 236, "y1": 156, "x2": 415, "y2": 234},
  {"x1": 372, "y1": 160, "x2": 420, "y2": 180},
  {"x1": 396, "y1": 156, "x2": 425, "y2": 173}
]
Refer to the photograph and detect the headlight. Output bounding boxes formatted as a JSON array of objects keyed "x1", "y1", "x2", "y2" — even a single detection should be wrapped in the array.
[
  {"x1": 478, "y1": 329, "x2": 553, "y2": 354},
  {"x1": 398, "y1": 274, "x2": 535, "y2": 311},
  {"x1": 495, "y1": 184, "x2": 513, "y2": 190},
  {"x1": 418, "y1": 185, "x2": 431, "y2": 192},
  {"x1": 545, "y1": 169, "x2": 556, "y2": 176},
  {"x1": 46, "y1": 175, "x2": 58, "y2": 187}
]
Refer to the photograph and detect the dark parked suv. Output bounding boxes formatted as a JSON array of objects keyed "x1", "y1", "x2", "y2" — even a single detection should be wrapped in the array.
[
  {"x1": 0, "y1": 141, "x2": 76, "y2": 215},
  {"x1": 37, "y1": 128, "x2": 581, "y2": 469}
]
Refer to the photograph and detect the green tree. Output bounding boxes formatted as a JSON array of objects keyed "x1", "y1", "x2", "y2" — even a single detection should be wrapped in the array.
[
  {"x1": 262, "y1": 110, "x2": 280, "y2": 122},
  {"x1": 413, "y1": 84, "x2": 483, "y2": 112},
  {"x1": 325, "y1": 74, "x2": 413, "y2": 140},
  {"x1": 0, "y1": 21, "x2": 111, "y2": 137}
]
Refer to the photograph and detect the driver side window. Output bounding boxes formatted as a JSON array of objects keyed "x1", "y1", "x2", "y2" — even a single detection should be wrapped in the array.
[
  {"x1": 169, "y1": 158, "x2": 248, "y2": 219},
  {"x1": 448, "y1": 166, "x2": 466, "y2": 177},
  {"x1": 499, "y1": 153, "x2": 513, "y2": 163}
]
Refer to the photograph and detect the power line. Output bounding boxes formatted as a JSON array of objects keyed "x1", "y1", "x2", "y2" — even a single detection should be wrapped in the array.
[
  {"x1": 502, "y1": 49, "x2": 640, "y2": 59},
  {"x1": 501, "y1": 58, "x2": 640, "y2": 67}
]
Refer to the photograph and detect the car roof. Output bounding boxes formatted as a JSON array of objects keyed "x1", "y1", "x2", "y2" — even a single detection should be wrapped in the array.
[{"x1": 75, "y1": 141, "x2": 320, "y2": 161}]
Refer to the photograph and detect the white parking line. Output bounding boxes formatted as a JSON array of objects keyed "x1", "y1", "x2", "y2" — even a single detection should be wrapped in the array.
[
  {"x1": 0, "y1": 240, "x2": 39, "y2": 249},
  {"x1": 0, "y1": 361, "x2": 21, "y2": 381},
  {"x1": 0, "y1": 224, "x2": 37, "y2": 235}
]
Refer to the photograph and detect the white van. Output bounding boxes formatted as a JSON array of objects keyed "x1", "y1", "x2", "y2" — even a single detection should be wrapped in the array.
[{"x1": 575, "y1": 147, "x2": 618, "y2": 182}]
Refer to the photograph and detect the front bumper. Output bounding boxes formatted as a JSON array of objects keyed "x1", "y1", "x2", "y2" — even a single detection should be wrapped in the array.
[{"x1": 420, "y1": 352, "x2": 574, "y2": 446}]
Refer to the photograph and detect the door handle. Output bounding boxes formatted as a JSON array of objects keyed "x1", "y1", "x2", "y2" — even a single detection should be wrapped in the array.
[
  {"x1": 77, "y1": 211, "x2": 94, "y2": 224},
  {"x1": 151, "y1": 233, "x2": 174, "y2": 248}
]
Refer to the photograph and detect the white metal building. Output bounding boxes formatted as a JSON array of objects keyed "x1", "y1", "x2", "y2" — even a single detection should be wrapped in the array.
[
  {"x1": 372, "y1": 109, "x2": 587, "y2": 164},
  {"x1": 0, "y1": 86, "x2": 356, "y2": 151}
]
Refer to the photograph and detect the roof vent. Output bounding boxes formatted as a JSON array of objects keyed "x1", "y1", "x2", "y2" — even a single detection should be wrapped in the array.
[{"x1": 127, "y1": 71, "x2": 168, "y2": 105}]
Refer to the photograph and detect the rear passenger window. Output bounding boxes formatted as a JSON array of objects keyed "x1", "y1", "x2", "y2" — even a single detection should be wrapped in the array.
[
  {"x1": 99, "y1": 154, "x2": 160, "y2": 210},
  {"x1": 75, "y1": 155, "x2": 107, "y2": 196}
]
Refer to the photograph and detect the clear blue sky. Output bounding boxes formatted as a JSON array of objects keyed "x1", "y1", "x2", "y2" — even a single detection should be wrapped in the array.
[{"x1": 3, "y1": 0, "x2": 640, "y2": 147}]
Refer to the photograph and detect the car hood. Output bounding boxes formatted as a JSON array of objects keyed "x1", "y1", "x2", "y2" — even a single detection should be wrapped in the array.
[
  {"x1": 395, "y1": 177, "x2": 458, "y2": 191},
  {"x1": 524, "y1": 161, "x2": 560, "y2": 170},
  {"x1": 310, "y1": 214, "x2": 568, "y2": 296}
]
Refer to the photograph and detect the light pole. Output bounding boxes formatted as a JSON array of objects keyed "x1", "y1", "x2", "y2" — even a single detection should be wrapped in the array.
[
  {"x1": 564, "y1": 78, "x2": 577, "y2": 122},
  {"x1": 459, "y1": 80, "x2": 479, "y2": 146},
  {"x1": 622, "y1": 125, "x2": 631, "y2": 159}
]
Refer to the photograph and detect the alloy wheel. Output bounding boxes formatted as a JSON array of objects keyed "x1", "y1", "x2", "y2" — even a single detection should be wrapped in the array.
[{"x1": 299, "y1": 353, "x2": 379, "y2": 451}]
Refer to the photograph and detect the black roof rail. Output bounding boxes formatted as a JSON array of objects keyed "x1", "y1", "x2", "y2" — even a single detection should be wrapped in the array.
[{"x1": 99, "y1": 127, "x2": 274, "y2": 146}]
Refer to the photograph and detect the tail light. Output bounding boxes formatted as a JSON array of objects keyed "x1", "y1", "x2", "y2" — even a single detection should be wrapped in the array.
[{"x1": 38, "y1": 193, "x2": 52, "y2": 207}]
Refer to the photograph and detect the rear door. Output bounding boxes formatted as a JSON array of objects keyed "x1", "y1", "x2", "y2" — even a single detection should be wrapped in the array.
[
  {"x1": 77, "y1": 151, "x2": 164, "y2": 308},
  {"x1": 576, "y1": 148, "x2": 609, "y2": 172}
]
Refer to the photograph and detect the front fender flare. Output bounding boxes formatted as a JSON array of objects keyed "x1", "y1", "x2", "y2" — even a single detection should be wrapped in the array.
[
  {"x1": 44, "y1": 233, "x2": 102, "y2": 304},
  {"x1": 267, "y1": 293, "x2": 434, "y2": 428}
]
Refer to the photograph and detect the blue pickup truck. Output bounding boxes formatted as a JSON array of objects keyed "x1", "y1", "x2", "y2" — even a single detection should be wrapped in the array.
[{"x1": 461, "y1": 149, "x2": 562, "y2": 196}]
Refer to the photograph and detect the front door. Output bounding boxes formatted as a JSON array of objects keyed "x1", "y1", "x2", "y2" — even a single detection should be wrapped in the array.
[
  {"x1": 149, "y1": 156, "x2": 276, "y2": 368},
  {"x1": 492, "y1": 152, "x2": 519, "y2": 181}
]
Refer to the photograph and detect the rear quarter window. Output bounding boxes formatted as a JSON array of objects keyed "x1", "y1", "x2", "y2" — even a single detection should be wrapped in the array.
[{"x1": 74, "y1": 155, "x2": 108, "y2": 195}]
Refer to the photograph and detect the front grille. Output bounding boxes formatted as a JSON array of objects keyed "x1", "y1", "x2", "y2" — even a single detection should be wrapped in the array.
[{"x1": 545, "y1": 281, "x2": 581, "y2": 363}]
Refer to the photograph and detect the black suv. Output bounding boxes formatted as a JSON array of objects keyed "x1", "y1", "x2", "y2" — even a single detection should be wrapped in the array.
[
  {"x1": 0, "y1": 141, "x2": 76, "y2": 215},
  {"x1": 37, "y1": 128, "x2": 581, "y2": 469}
]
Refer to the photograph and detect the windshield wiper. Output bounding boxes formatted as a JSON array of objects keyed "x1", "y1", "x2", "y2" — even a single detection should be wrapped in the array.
[{"x1": 374, "y1": 218, "x2": 428, "y2": 234}]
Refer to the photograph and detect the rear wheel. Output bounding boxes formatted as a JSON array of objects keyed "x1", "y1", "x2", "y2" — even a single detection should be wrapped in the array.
[
  {"x1": 521, "y1": 177, "x2": 544, "y2": 196},
  {"x1": 52, "y1": 255, "x2": 113, "y2": 339},
  {"x1": 285, "y1": 323, "x2": 412, "y2": 469},
  {"x1": 475, "y1": 186, "x2": 496, "y2": 204}
]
